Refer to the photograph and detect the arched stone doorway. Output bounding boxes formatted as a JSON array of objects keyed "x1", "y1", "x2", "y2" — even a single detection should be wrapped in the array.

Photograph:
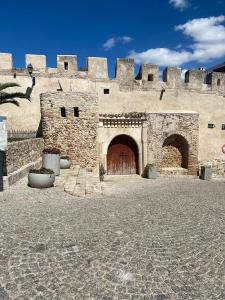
[
  {"x1": 162, "y1": 134, "x2": 189, "y2": 170},
  {"x1": 107, "y1": 135, "x2": 139, "y2": 175}
]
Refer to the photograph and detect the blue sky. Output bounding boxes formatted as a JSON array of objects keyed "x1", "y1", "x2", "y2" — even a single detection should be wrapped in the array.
[{"x1": 0, "y1": 0, "x2": 225, "y2": 77}]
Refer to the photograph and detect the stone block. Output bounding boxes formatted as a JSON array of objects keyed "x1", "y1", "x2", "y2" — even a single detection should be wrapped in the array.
[
  {"x1": 137, "y1": 64, "x2": 159, "y2": 81},
  {"x1": 116, "y1": 58, "x2": 134, "y2": 82},
  {"x1": 207, "y1": 72, "x2": 225, "y2": 91},
  {"x1": 163, "y1": 67, "x2": 181, "y2": 88},
  {"x1": 87, "y1": 57, "x2": 108, "y2": 79},
  {"x1": 185, "y1": 70, "x2": 205, "y2": 88},
  {"x1": 57, "y1": 55, "x2": 77, "y2": 74},
  {"x1": 0, "y1": 53, "x2": 12, "y2": 70},
  {"x1": 26, "y1": 54, "x2": 46, "y2": 70}
]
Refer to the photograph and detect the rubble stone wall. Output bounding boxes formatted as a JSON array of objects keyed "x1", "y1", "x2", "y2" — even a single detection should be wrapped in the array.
[
  {"x1": 40, "y1": 92, "x2": 99, "y2": 169},
  {"x1": 6, "y1": 138, "x2": 44, "y2": 174},
  {"x1": 147, "y1": 113, "x2": 199, "y2": 175},
  {"x1": 199, "y1": 159, "x2": 225, "y2": 178}
]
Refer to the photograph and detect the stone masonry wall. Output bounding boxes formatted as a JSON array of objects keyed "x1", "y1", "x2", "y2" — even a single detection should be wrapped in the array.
[
  {"x1": 6, "y1": 138, "x2": 44, "y2": 174},
  {"x1": 147, "y1": 113, "x2": 199, "y2": 175},
  {"x1": 199, "y1": 159, "x2": 225, "y2": 178},
  {"x1": 40, "y1": 92, "x2": 99, "y2": 169},
  {"x1": 162, "y1": 134, "x2": 189, "y2": 169},
  {"x1": 162, "y1": 146, "x2": 183, "y2": 168}
]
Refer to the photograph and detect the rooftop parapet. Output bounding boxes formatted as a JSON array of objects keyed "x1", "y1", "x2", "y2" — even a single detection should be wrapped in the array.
[
  {"x1": 163, "y1": 67, "x2": 181, "y2": 88},
  {"x1": 26, "y1": 54, "x2": 46, "y2": 70},
  {"x1": 0, "y1": 53, "x2": 12, "y2": 70},
  {"x1": 0, "y1": 53, "x2": 225, "y2": 93},
  {"x1": 185, "y1": 70, "x2": 205, "y2": 88},
  {"x1": 87, "y1": 57, "x2": 108, "y2": 79},
  {"x1": 136, "y1": 64, "x2": 159, "y2": 81},
  {"x1": 206, "y1": 72, "x2": 225, "y2": 91},
  {"x1": 116, "y1": 58, "x2": 134, "y2": 82},
  {"x1": 57, "y1": 55, "x2": 77, "y2": 74}
]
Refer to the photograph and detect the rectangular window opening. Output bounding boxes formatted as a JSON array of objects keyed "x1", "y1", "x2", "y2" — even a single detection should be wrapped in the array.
[
  {"x1": 217, "y1": 79, "x2": 221, "y2": 86},
  {"x1": 60, "y1": 107, "x2": 66, "y2": 117},
  {"x1": 148, "y1": 74, "x2": 154, "y2": 81},
  {"x1": 104, "y1": 88, "x2": 110, "y2": 94},
  {"x1": 208, "y1": 123, "x2": 215, "y2": 129},
  {"x1": 222, "y1": 124, "x2": 225, "y2": 130},
  {"x1": 64, "y1": 62, "x2": 69, "y2": 70},
  {"x1": 74, "y1": 107, "x2": 79, "y2": 117}
]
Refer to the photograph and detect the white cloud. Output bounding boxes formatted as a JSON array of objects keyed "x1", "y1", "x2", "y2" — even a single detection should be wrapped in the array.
[
  {"x1": 128, "y1": 16, "x2": 225, "y2": 67},
  {"x1": 128, "y1": 48, "x2": 191, "y2": 66},
  {"x1": 169, "y1": 0, "x2": 188, "y2": 10},
  {"x1": 103, "y1": 36, "x2": 133, "y2": 50},
  {"x1": 175, "y1": 15, "x2": 225, "y2": 43},
  {"x1": 103, "y1": 38, "x2": 116, "y2": 50},
  {"x1": 120, "y1": 36, "x2": 133, "y2": 44}
]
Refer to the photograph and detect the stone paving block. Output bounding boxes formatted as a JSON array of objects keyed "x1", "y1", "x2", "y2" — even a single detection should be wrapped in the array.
[{"x1": 1, "y1": 177, "x2": 225, "y2": 298}]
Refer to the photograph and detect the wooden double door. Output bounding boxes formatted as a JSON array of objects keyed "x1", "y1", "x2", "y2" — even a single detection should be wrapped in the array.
[{"x1": 107, "y1": 135, "x2": 138, "y2": 175}]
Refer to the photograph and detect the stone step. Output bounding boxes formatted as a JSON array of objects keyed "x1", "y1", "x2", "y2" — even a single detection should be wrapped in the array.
[
  {"x1": 55, "y1": 165, "x2": 101, "y2": 197},
  {"x1": 55, "y1": 167, "x2": 80, "y2": 188},
  {"x1": 161, "y1": 167, "x2": 188, "y2": 176},
  {"x1": 64, "y1": 176, "x2": 78, "y2": 195}
]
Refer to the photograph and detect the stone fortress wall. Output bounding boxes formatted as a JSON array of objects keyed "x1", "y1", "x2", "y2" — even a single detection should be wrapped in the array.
[{"x1": 0, "y1": 53, "x2": 225, "y2": 174}]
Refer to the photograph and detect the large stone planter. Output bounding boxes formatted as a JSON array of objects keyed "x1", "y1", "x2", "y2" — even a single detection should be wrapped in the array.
[
  {"x1": 42, "y1": 153, "x2": 60, "y2": 176},
  {"x1": 28, "y1": 173, "x2": 55, "y2": 188},
  {"x1": 147, "y1": 167, "x2": 157, "y2": 179},
  {"x1": 200, "y1": 166, "x2": 212, "y2": 180},
  {"x1": 60, "y1": 158, "x2": 71, "y2": 169}
]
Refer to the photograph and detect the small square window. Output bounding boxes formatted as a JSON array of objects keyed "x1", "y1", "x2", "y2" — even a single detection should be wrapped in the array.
[
  {"x1": 222, "y1": 124, "x2": 225, "y2": 130},
  {"x1": 64, "y1": 62, "x2": 69, "y2": 70},
  {"x1": 104, "y1": 89, "x2": 110, "y2": 94},
  {"x1": 208, "y1": 123, "x2": 215, "y2": 129},
  {"x1": 148, "y1": 74, "x2": 154, "y2": 81},
  {"x1": 60, "y1": 107, "x2": 66, "y2": 117},
  {"x1": 74, "y1": 107, "x2": 79, "y2": 117}
]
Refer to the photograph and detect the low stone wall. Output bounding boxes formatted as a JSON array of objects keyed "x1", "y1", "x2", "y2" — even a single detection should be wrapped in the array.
[
  {"x1": 5, "y1": 138, "x2": 44, "y2": 175},
  {"x1": 199, "y1": 160, "x2": 225, "y2": 178}
]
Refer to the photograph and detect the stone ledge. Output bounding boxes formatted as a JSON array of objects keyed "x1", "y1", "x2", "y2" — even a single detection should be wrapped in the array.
[{"x1": 3, "y1": 158, "x2": 42, "y2": 189}]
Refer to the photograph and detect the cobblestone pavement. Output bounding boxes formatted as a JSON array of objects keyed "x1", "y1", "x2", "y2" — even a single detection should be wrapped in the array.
[{"x1": 0, "y1": 176, "x2": 225, "y2": 300}]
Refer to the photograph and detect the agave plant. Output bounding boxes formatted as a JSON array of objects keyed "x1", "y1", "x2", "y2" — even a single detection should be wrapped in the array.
[{"x1": 0, "y1": 82, "x2": 29, "y2": 106}]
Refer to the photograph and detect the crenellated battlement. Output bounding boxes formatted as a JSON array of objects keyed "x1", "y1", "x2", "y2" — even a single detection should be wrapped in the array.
[{"x1": 0, "y1": 53, "x2": 225, "y2": 92}]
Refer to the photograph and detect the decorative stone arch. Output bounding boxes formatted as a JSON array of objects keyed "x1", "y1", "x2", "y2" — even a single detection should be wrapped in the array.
[
  {"x1": 161, "y1": 131, "x2": 198, "y2": 175},
  {"x1": 106, "y1": 134, "x2": 140, "y2": 175},
  {"x1": 162, "y1": 130, "x2": 192, "y2": 146}
]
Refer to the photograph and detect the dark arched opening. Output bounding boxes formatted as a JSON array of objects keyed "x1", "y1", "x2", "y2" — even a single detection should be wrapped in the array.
[
  {"x1": 162, "y1": 134, "x2": 189, "y2": 169},
  {"x1": 107, "y1": 135, "x2": 139, "y2": 175}
]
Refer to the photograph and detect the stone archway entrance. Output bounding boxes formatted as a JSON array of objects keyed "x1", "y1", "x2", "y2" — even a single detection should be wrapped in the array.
[
  {"x1": 162, "y1": 134, "x2": 189, "y2": 173},
  {"x1": 107, "y1": 135, "x2": 139, "y2": 175}
]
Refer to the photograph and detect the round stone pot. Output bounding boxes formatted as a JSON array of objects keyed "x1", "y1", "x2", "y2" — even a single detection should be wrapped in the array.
[
  {"x1": 60, "y1": 158, "x2": 71, "y2": 169},
  {"x1": 28, "y1": 173, "x2": 55, "y2": 188},
  {"x1": 147, "y1": 167, "x2": 157, "y2": 179},
  {"x1": 42, "y1": 153, "x2": 60, "y2": 176}
]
